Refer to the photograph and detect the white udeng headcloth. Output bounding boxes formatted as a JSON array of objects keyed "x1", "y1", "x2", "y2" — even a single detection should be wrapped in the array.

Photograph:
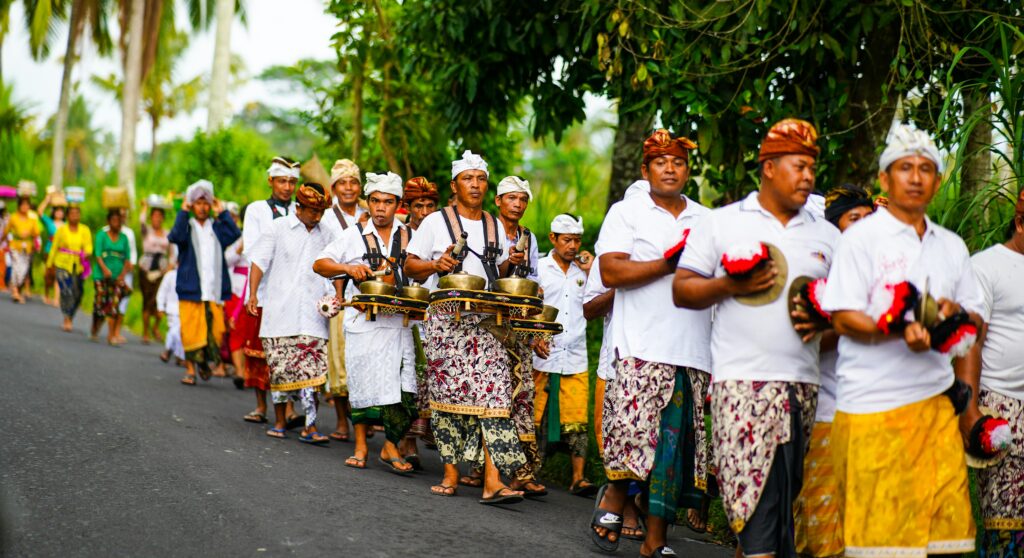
[
  {"x1": 451, "y1": 150, "x2": 488, "y2": 180},
  {"x1": 496, "y1": 176, "x2": 532, "y2": 200},
  {"x1": 267, "y1": 159, "x2": 300, "y2": 179},
  {"x1": 551, "y1": 214, "x2": 584, "y2": 235},
  {"x1": 185, "y1": 180, "x2": 215, "y2": 204},
  {"x1": 330, "y1": 159, "x2": 361, "y2": 186},
  {"x1": 879, "y1": 124, "x2": 944, "y2": 173},
  {"x1": 364, "y1": 172, "x2": 404, "y2": 199}
]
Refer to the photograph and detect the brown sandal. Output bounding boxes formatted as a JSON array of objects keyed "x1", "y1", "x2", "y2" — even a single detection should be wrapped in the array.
[
  {"x1": 430, "y1": 484, "x2": 457, "y2": 497},
  {"x1": 180, "y1": 376, "x2": 196, "y2": 386}
]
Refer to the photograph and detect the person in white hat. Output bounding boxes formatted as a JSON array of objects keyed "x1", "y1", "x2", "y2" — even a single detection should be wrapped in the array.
[
  {"x1": 821, "y1": 124, "x2": 983, "y2": 555},
  {"x1": 405, "y1": 150, "x2": 528, "y2": 504},
  {"x1": 238, "y1": 156, "x2": 299, "y2": 424},
  {"x1": 315, "y1": 171, "x2": 418, "y2": 473}
]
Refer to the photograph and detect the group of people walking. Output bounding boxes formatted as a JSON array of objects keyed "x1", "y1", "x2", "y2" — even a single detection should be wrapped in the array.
[{"x1": 5, "y1": 118, "x2": 1021, "y2": 558}]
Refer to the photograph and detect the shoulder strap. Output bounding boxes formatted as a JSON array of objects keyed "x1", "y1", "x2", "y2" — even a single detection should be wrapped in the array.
[
  {"x1": 440, "y1": 206, "x2": 464, "y2": 244},
  {"x1": 481, "y1": 211, "x2": 498, "y2": 249},
  {"x1": 391, "y1": 226, "x2": 410, "y2": 260},
  {"x1": 333, "y1": 206, "x2": 348, "y2": 230},
  {"x1": 361, "y1": 230, "x2": 381, "y2": 257}
]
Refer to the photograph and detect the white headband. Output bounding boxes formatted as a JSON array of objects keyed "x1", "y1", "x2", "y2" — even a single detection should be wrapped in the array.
[
  {"x1": 185, "y1": 180, "x2": 215, "y2": 204},
  {"x1": 267, "y1": 161, "x2": 300, "y2": 179},
  {"x1": 496, "y1": 176, "x2": 532, "y2": 200},
  {"x1": 551, "y1": 214, "x2": 584, "y2": 235},
  {"x1": 879, "y1": 124, "x2": 944, "y2": 174},
  {"x1": 364, "y1": 172, "x2": 404, "y2": 199},
  {"x1": 451, "y1": 150, "x2": 488, "y2": 180},
  {"x1": 329, "y1": 159, "x2": 360, "y2": 186}
]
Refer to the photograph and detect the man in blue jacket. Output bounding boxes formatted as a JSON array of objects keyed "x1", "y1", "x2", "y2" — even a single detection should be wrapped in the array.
[{"x1": 170, "y1": 180, "x2": 241, "y2": 386}]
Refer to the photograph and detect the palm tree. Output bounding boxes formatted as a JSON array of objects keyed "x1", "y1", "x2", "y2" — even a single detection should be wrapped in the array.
[{"x1": 206, "y1": 0, "x2": 231, "y2": 130}]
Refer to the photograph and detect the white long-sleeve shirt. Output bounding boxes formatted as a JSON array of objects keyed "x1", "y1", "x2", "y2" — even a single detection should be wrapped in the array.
[{"x1": 156, "y1": 269, "x2": 179, "y2": 316}]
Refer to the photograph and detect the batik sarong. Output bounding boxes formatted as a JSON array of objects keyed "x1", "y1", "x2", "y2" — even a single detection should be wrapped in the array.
[
  {"x1": 647, "y1": 366, "x2": 706, "y2": 520},
  {"x1": 263, "y1": 335, "x2": 327, "y2": 392},
  {"x1": 711, "y1": 380, "x2": 817, "y2": 534},
  {"x1": 795, "y1": 421, "x2": 843, "y2": 558},
  {"x1": 93, "y1": 278, "x2": 131, "y2": 318},
  {"x1": 509, "y1": 338, "x2": 540, "y2": 481},
  {"x1": 56, "y1": 269, "x2": 83, "y2": 318},
  {"x1": 977, "y1": 388, "x2": 1023, "y2": 557},
  {"x1": 432, "y1": 412, "x2": 527, "y2": 476},
  {"x1": 179, "y1": 300, "x2": 224, "y2": 367},
  {"x1": 352, "y1": 392, "x2": 417, "y2": 445},
  {"x1": 832, "y1": 394, "x2": 975, "y2": 557},
  {"x1": 9, "y1": 250, "x2": 32, "y2": 287}
]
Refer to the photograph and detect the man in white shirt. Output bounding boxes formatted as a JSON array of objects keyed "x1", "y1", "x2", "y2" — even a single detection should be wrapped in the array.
[
  {"x1": 959, "y1": 189, "x2": 1024, "y2": 556},
  {"x1": 675, "y1": 119, "x2": 839, "y2": 558},
  {"x1": 318, "y1": 159, "x2": 368, "y2": 441},
  {"x1": 169, "y1": 180, "x2": 242, "y2": 386},
  {"x1": 532, "y1": 213, "x2": 596, "y2": 497},
  {"x1": 821, "y1": 125, "x2": 982, "y2": 556},
  {"x1": 405, "y1": 150, "x2": 527, "y2": 505},
  {"x1": 246, "y1": 183, "x2": 335, "y2": 444},
  {"x1": 403, "y1": 176, "x2": 439, "y2": 231},
  {"x1": 795, "y1": 184, "x2": 874, "y2": 558},
  {"x1": 591, "y1": 130, "x2": 712, "y2": 558},
  {"x1": 238, "y1": 157, "x2": 298, "y2": 424},
  {"x1": 314, "y1": 172, "x2": 417, "y2": 474},
  {"x1": 157, "y1": 264, "x2": 183, "y2": 364}
]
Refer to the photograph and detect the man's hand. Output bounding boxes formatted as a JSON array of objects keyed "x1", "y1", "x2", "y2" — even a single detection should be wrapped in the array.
[
  {"x1": 577, "y1": 250, "x2": 594, "y2": 273},
  {"x1": 790, "y1": 295, "x2": 828, "y2": 343},
  {"x1": 212, "y1": 198, "x2": 224, "y2": 214},
  {"x1": 957, "y1": 403, "x2": 983, "y2": 447},
  {"x1": 246, "y1": 296, "x2": 259, "y2": 317},
  {"x1": 936, "y1": 297, "x2": 961, "y2": 322},
  {"x1": 433, "y1": 246, "x2": 460, "y2": 274},
  {"x1": 507, "y1": 248, "x2": 525, "y2": 267},
  {"x1": 904, "y1": 322, "x2": 931, "y2": 352},
  {"x1": 181, "y1": 200, "x2": 192, "y2": 212},
  {"x1": 727, "y1": 261, "x2": 777, "y2": 296},
  {"x1": 347, "y1": 264, "x2": 375, "y2": 282},
  {"x1": 533, "y1": 338, "x2": 551, "y2": 359}
]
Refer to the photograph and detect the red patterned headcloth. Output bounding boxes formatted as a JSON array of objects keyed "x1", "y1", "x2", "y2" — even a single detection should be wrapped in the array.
[
  {"x1": 296, "y1": 182, "x2": 332, "y2": 210},
  {"x1": 643, "y1": 129, "x2": 697, "y2": 166},
  {"x1": 758, "y1": 118, "x2": 821, "y2": 162},
  {"x1": 404, "y1": 177, "x2": 440, "y2": 202}
]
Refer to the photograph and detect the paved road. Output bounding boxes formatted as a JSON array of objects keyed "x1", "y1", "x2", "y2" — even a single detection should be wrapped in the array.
[{"x1": 0, "y1": 299, "x2": 732, "y2": 557}]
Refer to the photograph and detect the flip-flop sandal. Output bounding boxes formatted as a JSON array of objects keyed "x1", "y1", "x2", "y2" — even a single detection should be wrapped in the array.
[
  {"x1": 180, "y1": 376, "x2": 196, "y2": 386},
  {"x1": 159, "y1": 352, "x2": 170, "y2": 363},
  {"x1": 265, "y1": 427, "x2": 287, "y2": 439},
  {"x1": 405, "y1": 454, "x2": 424, "y2": 471},
  {"x1": 328, "y1": 431, "x2": 351, "y2": 442},
  {"x1": 590, "y1": 484, "x2": 622, "y2": 554},
  {"x1": 285, "y1": 415, "x2": 306, "y2": 430},
  {"x1": 683, "y1": 494, "x2": 711, "y2": 533},
  {"x1": 519, "y1": 482, "x2": 548, "y2": 498},
  {"x1": 622, "y1": 515, "x2": 646, "y2": 541},
  {"x1": 459, "y1": 475, "x2": 483, "y2": 488},
  {"x1": 243, "y1": 410, "x2": 267, "y2": 423},
  {"x1": 232, "y1": 377, "x2": 245, "y2": 390},
  {"x1": 479, "y1": 488, "x2": 523, "y2": 506},
  {"x1": 378, "y1": 456, "x2": 414, "y2": 476},
  {"x1": 345, "y1": 456, "x2": 367, "y2": 469},
  {"x1": 571, "y1": 479, "x2": 599, "y2": 497},
  {"x1": 197, "y1": 363, "x2": 212, "y2": 381},
  {"x1": 642, "y1": 546, "x2": 678, "y2": 558},
  {"x1": 430, "y1": 484, "x2": 456, "y2": 497},
  {"x1": 299, "y1": 431, "x2": 330, "y2": 445}
]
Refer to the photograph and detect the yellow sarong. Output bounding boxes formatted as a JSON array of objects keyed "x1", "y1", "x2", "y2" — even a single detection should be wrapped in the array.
[
  {"x1": 832, "y1": 395, "x2": 975, "y2": 557},
  {"x1": 326, "y1": 313, "x2": 347, "y2": 396},
  {"x1": 795, "y1": 421, "x2": 844, "y2": 558},
  {"x1": 179, "y1": 300, "x2": 225, "y2": 353},
  {"x1": 533, "y1": 370, "x2": 589, "y2": 431}
]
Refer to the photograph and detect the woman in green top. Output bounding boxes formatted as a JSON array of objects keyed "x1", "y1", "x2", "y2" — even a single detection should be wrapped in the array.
[{"x1": 91, "y1": 209, "x2": 133, "y2": 345}]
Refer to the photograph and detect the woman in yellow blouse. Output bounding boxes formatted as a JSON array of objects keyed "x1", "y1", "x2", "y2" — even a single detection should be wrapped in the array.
[
  {"x1": 3, "y1": 196, "x2": 42, "y2": 303},
  {"x1": 46, "y1": 205, "x2": 92, "y2": 331}
]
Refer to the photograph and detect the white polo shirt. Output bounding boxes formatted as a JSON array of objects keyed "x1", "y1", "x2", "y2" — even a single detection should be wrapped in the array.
[
  {"x1": 680, "y1": 191, "x2": 840, "y2": 384},
  {"x1": 596, "y1": 192, "x2": 712, "y2": 371},
  {"x1": 533, "y1": 254, "x2": 589, "y2": 375},
  {"x1": 249, "y1": 214, "x2": 335, "y2": 339},
  {"x1": 821, "y1": 209, "x2": 984, "y2": 414},
  {"x1": 191, "y1": 217, "x2": 219, "y2": 302},
  {"x1": 406, "y1": 210, "x2": 508, "y2": 280},
  {"x1": 317, "y1": 220, "x2": 411, "y2": 334},
  {"x1": 583, "y1": 255, "x2": 615, "y2": 381},
  {"x1": 971, "y1": 243, "x2": 1024, "y2": 400}
]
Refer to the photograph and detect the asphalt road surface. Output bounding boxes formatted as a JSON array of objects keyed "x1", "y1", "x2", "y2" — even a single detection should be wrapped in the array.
[{"x1": 0, "y1": 299, "x2": 733, "y2": 557}]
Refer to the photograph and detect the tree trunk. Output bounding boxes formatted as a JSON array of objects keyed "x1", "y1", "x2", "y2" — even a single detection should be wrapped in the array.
[
  {"x1": 606, "y1": 102, "x2": 654, "y2": 207},
  {"x1": 50, "y1": 0, "x2": 85, "y2": 190},
  {"x1": 206, "y1": 0, "x2": 233, "y2": 131},
  {"x1": 350, "y1": 58, "x2": 364, "y2": 160},
  {"x1": 831, "y1": 21, "x2": 900, "y2": 188},
  {"x1": 961, "y1": 86, "x2": 992, "y2": 198},
  {"x1": 117, "y1": 0, "x2": 145, "y2": 202},
  {"x1": 150, "y1": 114, "x2": 159, "y2": 159}
]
